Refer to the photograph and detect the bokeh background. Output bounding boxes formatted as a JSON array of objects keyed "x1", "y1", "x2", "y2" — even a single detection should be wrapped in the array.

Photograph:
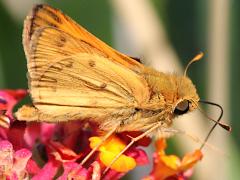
[{"x1": 0, "y1": 0, "x2": 239, "y2": 179}]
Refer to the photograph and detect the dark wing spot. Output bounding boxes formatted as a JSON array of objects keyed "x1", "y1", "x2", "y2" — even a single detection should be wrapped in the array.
[
  {"x1": 51, "y1": 64, "x2": 63, "y2": 71},
  {"x1": 41, "y1": 75, "x2": 57, "y2": 83},
  {"x1": 65, "y1": 60, "x2": 73, "y2": 68},
  {"x1": 88, "y1": 60, "x2": 96, "y2": 67},
  {"x1": 59, "y1": 35, "x2": 66, "y2": 43},
  {"x1": 45, "y1": 59, "x2": 73, "y2": 72},
  {"x1": 100, "y1": 83, "x2": 107, "y2": 88},
  {"x1": 55, "y1": 35, "x2": 67, "y2": 47},
  {"x1": 43, "y1": 6, "x2": 62, "y2": 24}
]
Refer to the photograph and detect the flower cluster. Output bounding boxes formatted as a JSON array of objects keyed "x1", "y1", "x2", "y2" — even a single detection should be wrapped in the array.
[{"x1": 0, "y1": 89, "x2": 203, "y2": 180}]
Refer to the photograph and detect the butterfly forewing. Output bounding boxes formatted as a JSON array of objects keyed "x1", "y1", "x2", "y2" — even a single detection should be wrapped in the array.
[
  {"x1": 24, "y1": 4, "x2": 144, "y2": 70},
  {"x1": 19, "y1": 4, "x2": 151, "y2": 122}
]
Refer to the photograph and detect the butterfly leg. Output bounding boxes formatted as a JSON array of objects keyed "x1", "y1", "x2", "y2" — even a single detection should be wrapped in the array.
[
  {"x1": 172, "y1": 128, "x2": 223, "y2": 153},
  {"x1": 80, "y1": 124, "x2": 119, "y2": 166},
  {"x1": 102, "y1": 123, "x2": 162, "y2": 175}
]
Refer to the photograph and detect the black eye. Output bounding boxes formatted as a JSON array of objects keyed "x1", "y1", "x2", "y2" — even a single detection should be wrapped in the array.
[{"x1": 174, "y1": 100, "x2": 190, "y2": 115}]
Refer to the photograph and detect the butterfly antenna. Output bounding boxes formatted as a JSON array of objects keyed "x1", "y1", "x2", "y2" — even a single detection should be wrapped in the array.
[
  {"x1": 184, "y1": 52, "x2": 204, "y2": 76},
  {"x1": 198, "y1": 100, "x2": 231, "y2": 150}
]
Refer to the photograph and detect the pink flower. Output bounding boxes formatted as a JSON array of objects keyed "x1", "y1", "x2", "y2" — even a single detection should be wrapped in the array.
[{"x1": 0, "y1": 140, "x2": 32, "y2": 179}]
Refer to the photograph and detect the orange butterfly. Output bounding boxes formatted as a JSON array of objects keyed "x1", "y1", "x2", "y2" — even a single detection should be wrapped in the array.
[{"x1": 16, "y1": 4, "x2": 230, "y2": 171}]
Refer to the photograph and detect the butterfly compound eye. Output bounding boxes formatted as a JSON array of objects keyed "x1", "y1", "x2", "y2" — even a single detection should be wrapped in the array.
[{"x1": 174, "y1": 100, "x2": 190, "y2": 115}]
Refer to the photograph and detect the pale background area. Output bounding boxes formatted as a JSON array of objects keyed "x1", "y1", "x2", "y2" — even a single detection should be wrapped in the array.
[{"x1": 0, "y1": 0, "x2": 239, "y2": 179}]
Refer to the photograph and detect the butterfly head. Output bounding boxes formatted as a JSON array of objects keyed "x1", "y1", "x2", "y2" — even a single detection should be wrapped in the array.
[
  {"x1": 154, "y1": 74, "x2": 199, "y2": 117},
  {"x1": 144, "y1": 52, "x2": 203, "y2": 118},
  {"x1": 171, "y1": 52, "x2": 204, "y2": 117},
  {"x1": 172, "y1": 76, "x2": 199, "y2": 116}
]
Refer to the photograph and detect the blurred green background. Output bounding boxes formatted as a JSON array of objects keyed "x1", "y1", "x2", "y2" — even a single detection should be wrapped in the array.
[{"x1": 0, "y1": 0, "x2": 239, "y2": 179}]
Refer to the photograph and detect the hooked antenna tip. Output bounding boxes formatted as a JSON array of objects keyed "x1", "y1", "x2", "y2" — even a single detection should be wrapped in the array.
[
  {"x1": 193, "y1": 52, "x2": 204, "y2": 61},
  {"x1": 220, "y1": 123, "x2": 231, "y2": 132},
  {"x1": 184, "y1": 52, "x2": 204, "y2": 76}
]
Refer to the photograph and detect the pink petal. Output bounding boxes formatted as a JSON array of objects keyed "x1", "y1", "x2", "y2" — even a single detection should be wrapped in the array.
[
  {"x1": 91, "y1": 161, "x2": 101, "y2": 180},
  {"x1": 25, "y1": 123, "x2": 56, "y2": 148},
  {"x1": 57, "y1": 162, "x2": 78, "y2": 180},
  {"x1": 60, "y1": 121, "x2": 84, "y2": 149},
  {"x1": 0, "y1": 140, "x2": 13, "y2": 151},
  {"x1": 58, "y1": 162, "x2": 89, "y2": 180},
  {"x1": 0, "y1": 140, "x2": 14, "y2": 172},
  {"x1": 32, "y1": 159, "x2": 60, "y2": 180},
  {"x1": 0, "y1": 96, "x2": 7, "y2": 111},
  {"x1": 41, "y1": 123, "x2": 56, "y2": 143},
  {"x1": 183, "y1": 169, "x2": 193, "y2": 179},
  {"x1": 1, "y1": 89, "x2": 27, "y2": 101},
  {"x1": 0, "y1": 127, "x2": 8, "y2": 139},
  {"x1": 10, "y1": 172, "x2": 18, "y2": 180},
  {"x1": 103, "y1": 169, "x2": 125, "y2": 180},
  {"x1": 13, "y1": 148, "x2": 32, "y2": 176},
  {"x1": 118, "y1": 132, "x2": 151, "y2": 147},
  {"x1": 48, "y1": 141, "x2": 80, "y2": 162},
  {"x1": 7, "y1": 121, "x2": 27, "y2": 150},
  {"x1": 24, "y1": 123, "x2": 41, "y2": 148},
  {"x1": 26, "y1": 159, "x2": 41, "y2": 175},
  {"x1": 126, "y1": 148, "x2": 149, "y2": 165}
]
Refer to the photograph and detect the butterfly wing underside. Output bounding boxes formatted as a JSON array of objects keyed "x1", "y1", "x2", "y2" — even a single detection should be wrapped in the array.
[
  {"x1": 23, "y1": 4, "x2": 143, "y2": 69},
  {"x1": 16, "y1": 4, "x2": 150, "y2": 123}
]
